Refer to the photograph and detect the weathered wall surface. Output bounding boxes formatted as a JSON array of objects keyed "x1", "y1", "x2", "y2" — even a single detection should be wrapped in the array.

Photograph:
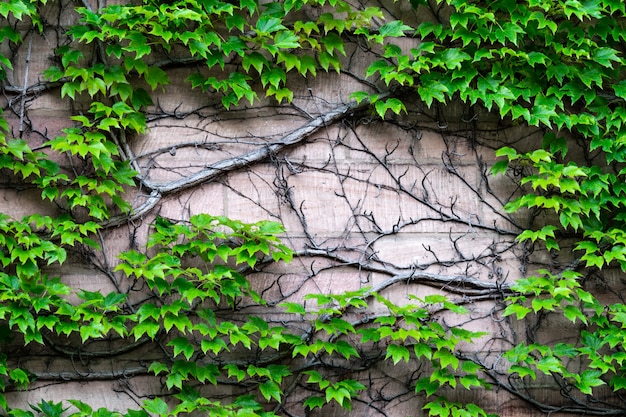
[{"x1": 0, "y1": 1, "x2": 620, "y2": 416}]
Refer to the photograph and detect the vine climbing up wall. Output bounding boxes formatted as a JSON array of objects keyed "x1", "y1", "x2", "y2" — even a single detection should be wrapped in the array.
[{"x1": 1, "y1": 1, "x2": 626, "y2": 417}]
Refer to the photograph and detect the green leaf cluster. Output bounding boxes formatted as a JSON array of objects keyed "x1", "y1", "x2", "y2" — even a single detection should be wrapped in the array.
[
  {"x1": 351, "y1": 0, "x2": 626, "y2": 409},
  {"x1": 428, "y1": 0, "x2": 626, "y2": 404},
  {"x1": 60, "y1": 0, "x2": 383, "y2": 107},
  {"x1": 2, "y1": 1, "x2": 489, "y2": 415},
  {"x1": 5, "y1": 0, "x2": 626, "y2": 416},
  {"x1": 286, "y1": 291, "x2": 489, "y2": 414}
]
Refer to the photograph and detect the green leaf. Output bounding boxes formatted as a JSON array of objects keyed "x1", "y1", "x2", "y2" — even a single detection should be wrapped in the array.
[
  {"x1": 349, "y1": 91, "x2": 371, "y2": 105},
  {"x1": 132, "y1": 319, "x2": 160, "y2": 340},
  {"x1": 273, "y1": 31, "x2": 300, "y2": 49},
  {"x1": 279, "y1": 302, "x2": 306, "y2": 315},
  {"x1": 297, "y1": 55, "x2": 317, "y2": 76},
  {"x1": 495, "y1": 146, "x2": 519, "y2": 160},
  {"x1": 461, "y1": 360, "x2": 482, "y2": 374},
  {"x1": 144, "y1": 66, "x2": 169, "y2": 90},
  {"x1": 318, "y1": 51, "x2": 341, "y2": 72},
  {"x1": 256, "y1": 16, "x2": 285, "y2": 34},
  {"x1": 125, "y1": 32, "x2": 151, "y2": 59},
  {"x1": 526, "y1": 51, "x2": 547, "y2": 66},
  {"x1": 200, "y1": 338, "x2": 229, "y2": 355},
  {"x1": 502, "y1": 303, "x2": 531, "y2": 319},
  {"x1": 386, "y1": 343, "x2": 410, "y2": 364},
  {"x1": 60, "y1": 81, "x2": 80, "y2": 100},
  {"x1": 592, "y1": 47, "x2": 620, "y2": 68},
  {"x1": 168, "y1": 337, "x2": 195, "y2": 360},
  {"x1": 460, "y1": 374, "x2": 484, "y2": 389},
  {"x1": 303, "y1": 396, "x2": 325, "y2": 410},
  {"x1": 277, "y1": 51, "x2": 300, "y2": 72},
  {"x1": 413, "y1": 342, "x2": 433, "y2": 360},
  {"x1": 259, "y1": 380, "x2": 282, "y2": 402},
  {"x1": 225, "y1": 14, "x2": 246, "y2": 31},
  {"x1": 490, "y1": 160, "x2": 509, "y2": 175},
  {"x1": 260, "y1": 67, "x2": 286, "y2": 88},
  {"x1": 433, "y1": 348, "x2": 459, "y2": 369},
  {"x1": 9, "y1": 368, "x2": 29, "y2": 386},
  {"x1": 321, "y1": 33, "x2": 345, "y2": 56},
  {"x1": 415, "y1": 377, "x2": 439, "y2": 396},
  {"x1": 374, "y1": 98, "x2": 406, "y2": 118},
  {"x1": 0, "y1": 25, "x2": 20, "y2": 43},
  {"x1": 378, "y1": 20, "x2": 413, "y2": 38},
  {"x1": 223, "y1": 364, "x2": 245, "y2": 382},
  {"x1": 67, "y1": 400, "x2": 93, "y2": 415},
  {"x1": 536, "y1": 356, "x2": 563, "y2": 374},
  {"x1": 366, "y1": 59, "x2": 393, "y2": 78},
  {"x1": 418, "y1": 82, "x2": 449, "y2": 107},
  {"x1": 42, "y1": 66, "x2": 64, "y2": 82},
  {"x1": 334, "y1": 340, "x2": 359, "y2": 359},
  {"x1": 563, "y1": 305, "x2": 587, "y2": 324},
  {"x1": 163, "y1": 313, "x2": 193, "y2": 333},
  {"x1": 443, "y1": 48, "x2": 471, "y2": 70},
  {"x1": 61, "y1": 49, "x2": 83, "y2": 67},
  {"x1": 143, "y1": 398, "x2": 168, "y2": 416},
  {"x1": 509, "y1": 365, "x2": 536, "y2": 380},
  {"x1": 610, "y1": 375, "x2": 626, "y2": 390},
  {"x1": 319, "y1": 12, "x2": 345, "y2": 34},
  {"x1": 148, "y1": 362, "x2": 169, "y2": 375},
  {"x1": 242, "y1": 52, "x2": 268, "y2": 75},
  {"x1": 578, "y1": 369, "x2": 605, "y2": 394}
]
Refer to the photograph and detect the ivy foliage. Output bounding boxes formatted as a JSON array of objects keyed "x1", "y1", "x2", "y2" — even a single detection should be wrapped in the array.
[
  {"x1": 356, "y1": 0, "x2": 626, "y2": 405},
  {"x1": 2, "y1": 0, "x2": 626, "y2": 416},
  {"x1": 1, "y1": 0, "x2": 491, "y2": 416},
  {"x1": 42, "y1": 0, "x2": 383, "y2": 107}
]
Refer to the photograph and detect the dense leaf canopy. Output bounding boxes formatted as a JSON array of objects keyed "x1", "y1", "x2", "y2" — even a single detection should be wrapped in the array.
[{"x1": 1, "y1": 0, "x2": 626, "y2": 416}]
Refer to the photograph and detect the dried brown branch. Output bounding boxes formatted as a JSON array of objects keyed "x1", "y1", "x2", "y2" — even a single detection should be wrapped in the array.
[
  {"x1": 140, "y1": 98, "x2": 379, "y2": 194},
  {"x1": 101, "y1": 189, "x2": 162, "y2": 228},
  {"x1": 296, "y1": 248, "x2": 512, "y2": 296}
]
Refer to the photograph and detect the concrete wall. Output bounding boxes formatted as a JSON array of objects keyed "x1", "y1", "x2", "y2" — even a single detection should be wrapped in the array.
[{"x1": 0, "y1": 1, "x2": 614, "y2": 416}]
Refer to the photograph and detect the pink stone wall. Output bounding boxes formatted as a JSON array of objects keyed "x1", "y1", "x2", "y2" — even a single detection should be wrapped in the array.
[{"x1": 0, "y1": 2, "x2": 611, "y2": 416}]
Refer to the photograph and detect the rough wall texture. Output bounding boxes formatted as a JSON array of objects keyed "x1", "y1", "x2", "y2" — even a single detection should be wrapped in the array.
[{"x1": 0, "y1": 2, "x2": 619, "y2": 416}]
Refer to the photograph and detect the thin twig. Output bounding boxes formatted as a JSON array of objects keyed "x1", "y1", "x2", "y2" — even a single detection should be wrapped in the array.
[{"x1": 19, "y1": 32, "x2": 33, "y2": 136}]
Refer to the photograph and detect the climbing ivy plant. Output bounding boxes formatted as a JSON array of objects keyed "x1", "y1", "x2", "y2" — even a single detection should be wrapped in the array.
[
  {"x1": 2, "y1": 0, "x2": 626, "y2": 416},
  {"x1": 355, "y1": 0, "x2": 626, "y2": 408}
]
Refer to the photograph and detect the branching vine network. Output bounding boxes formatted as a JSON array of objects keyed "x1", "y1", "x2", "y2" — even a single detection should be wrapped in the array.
[{"x1": 1, "y1": 1, "x2": 626, "y2": 417}]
